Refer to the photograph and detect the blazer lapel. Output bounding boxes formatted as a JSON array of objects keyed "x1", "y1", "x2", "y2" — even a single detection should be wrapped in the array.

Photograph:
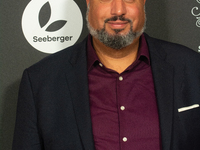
[
  {"x1": 151, "y1": 56, "x2": 174, "y2": 150},
  {"x1": 65, "y1": 39, "x2": 95, "y2": 150},
  {"x1": 146, "y1": 35, "x2": 174, "y2": 150}
]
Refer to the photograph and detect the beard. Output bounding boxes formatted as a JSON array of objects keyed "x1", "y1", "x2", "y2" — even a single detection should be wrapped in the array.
[{"x1": 86, "y1": 5, "x2": 146, "y2": 50}]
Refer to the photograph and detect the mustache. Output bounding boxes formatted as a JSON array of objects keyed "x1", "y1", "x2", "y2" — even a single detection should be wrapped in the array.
[{"x1": 104, "y1": 15, "x2": 132, "y2": 23}]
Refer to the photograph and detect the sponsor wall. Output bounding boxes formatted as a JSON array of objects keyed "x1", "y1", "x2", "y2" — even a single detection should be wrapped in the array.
[
  {"x1": 22, "y1": 0, "x2": 84, "y2": 53},
  {"x1": 0, "y1": 0, "x2": 199, "y2": 149}
]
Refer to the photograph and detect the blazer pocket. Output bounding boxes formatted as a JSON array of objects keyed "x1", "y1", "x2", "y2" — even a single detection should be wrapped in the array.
[{"x1": 178, "y1": 104, "x2": 199, "y2": 112}]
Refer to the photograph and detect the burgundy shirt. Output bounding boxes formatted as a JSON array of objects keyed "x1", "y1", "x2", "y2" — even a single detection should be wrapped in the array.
[{"x1": 87, "y1": 34, "x2": 161, "y2": 150}]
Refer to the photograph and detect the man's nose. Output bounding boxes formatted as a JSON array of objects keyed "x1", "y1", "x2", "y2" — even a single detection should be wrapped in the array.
[{"x1": 110, "y1": 0, "x2": 127, "y2": 16}]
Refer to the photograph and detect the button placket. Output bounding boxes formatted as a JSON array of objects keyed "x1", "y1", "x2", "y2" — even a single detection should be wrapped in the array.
[{"x1": 117, "y1": 74, "x2": 128, "y2": 148}]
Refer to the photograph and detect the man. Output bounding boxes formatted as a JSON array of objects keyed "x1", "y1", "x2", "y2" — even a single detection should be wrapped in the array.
[{"x1": 13, "y1": 0, "x2": 200, "y2": 149}]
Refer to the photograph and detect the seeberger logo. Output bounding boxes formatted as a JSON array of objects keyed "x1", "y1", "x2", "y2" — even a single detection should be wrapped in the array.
[{"x1": 22, "y1": 0, "x2": 83, "y2": 53}]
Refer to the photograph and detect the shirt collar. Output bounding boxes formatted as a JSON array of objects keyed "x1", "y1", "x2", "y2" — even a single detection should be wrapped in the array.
[
  {"x1": 87, "y1": 33, "x2": 150, "y2": 72},
  {"x1": 87, "y1": 34, "x2": 100, "y2": 72}
]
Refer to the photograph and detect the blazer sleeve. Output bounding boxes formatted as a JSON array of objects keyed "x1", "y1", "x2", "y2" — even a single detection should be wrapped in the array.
[{"x1": 12, "y1": 70, "x2": 43, "y2": 150}]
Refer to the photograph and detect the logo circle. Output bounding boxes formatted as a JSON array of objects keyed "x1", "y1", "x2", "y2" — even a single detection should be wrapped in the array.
[{"x1": 22, "y1": 0, "x2": 83, "y2": 54}]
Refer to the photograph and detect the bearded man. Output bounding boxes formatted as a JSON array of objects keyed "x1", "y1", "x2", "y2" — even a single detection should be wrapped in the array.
[{"x1": 13, "y1": 0, "x2": 200, "y2": 149}]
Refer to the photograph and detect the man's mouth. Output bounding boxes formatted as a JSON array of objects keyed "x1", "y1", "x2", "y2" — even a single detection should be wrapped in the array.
[
  {"x1": 104, "y1": 15, "x2": 131, "y2": 30},
  {"x1": 107, "y1": 20, "x2": 129, "y2": 29}
]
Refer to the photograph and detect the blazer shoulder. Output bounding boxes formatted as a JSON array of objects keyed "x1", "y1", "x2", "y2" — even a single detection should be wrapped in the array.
[
  {"x1": 27, "y1": 37, "x2": 88, "y2": 74},
  {"x1": 144, "y1": 33, "x2": 200, "y2": 63}
]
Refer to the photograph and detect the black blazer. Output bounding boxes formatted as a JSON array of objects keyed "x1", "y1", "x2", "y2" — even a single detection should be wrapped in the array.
[{"x1": 13, "y1": 34, "x2": 200, "y2": 150}]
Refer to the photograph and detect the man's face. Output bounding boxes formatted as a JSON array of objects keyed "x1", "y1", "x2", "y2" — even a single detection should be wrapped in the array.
[{"x1": 86, "y1": 0, "x2": 146, "y2": 49}]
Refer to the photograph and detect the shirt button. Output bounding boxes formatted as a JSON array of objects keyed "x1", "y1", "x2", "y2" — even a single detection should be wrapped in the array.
[
  {"x1": 120, "y1": 106, "x2": 125, "y2": 111},
  {"x1": 123, "y1": 137, "x2": 127, "y2": 142},
  {"x1": 99, "y1": 63, "x2": 103, "y2": 67},
  {"x1": 119, "y1": 76, "x2": 123, "y2": 81}
]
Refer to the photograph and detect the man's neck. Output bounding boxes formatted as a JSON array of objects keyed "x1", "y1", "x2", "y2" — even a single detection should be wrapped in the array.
[{"x1": 92, "y1": 36, "x2": 140, "y2": 74}]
